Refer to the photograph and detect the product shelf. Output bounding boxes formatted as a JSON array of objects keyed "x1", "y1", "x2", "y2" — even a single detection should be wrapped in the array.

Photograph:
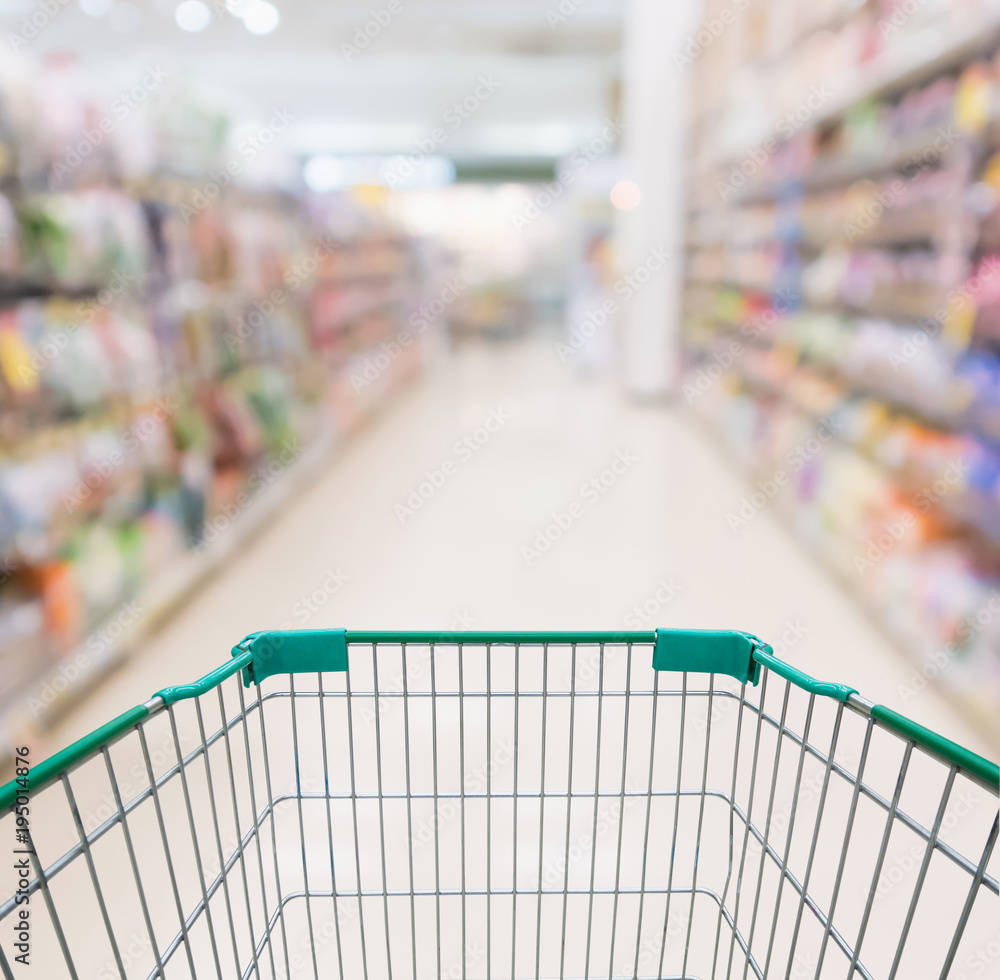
[
  {"x1": 0, "y1": 58, "x2": 440, "y2": 735},
  {"x1": 692, "y1": 10, "x2": 1000, "y2": 175},
  {"x1": 683, "y1": 2, "x2": 1000, "y2": 737}
]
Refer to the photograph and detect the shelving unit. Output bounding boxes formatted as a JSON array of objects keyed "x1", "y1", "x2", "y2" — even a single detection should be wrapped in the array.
[
  {"x1": 0, "y1": 58, "x2": 438, "y2": 752},
  {"x1": 682, "y1": 0, "x2": 1000, "y2": 743}
]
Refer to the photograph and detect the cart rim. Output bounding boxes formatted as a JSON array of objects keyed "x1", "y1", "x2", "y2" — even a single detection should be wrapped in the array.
[{"x1": 1, "y1": 628, "x2": 997, "y2": 812}]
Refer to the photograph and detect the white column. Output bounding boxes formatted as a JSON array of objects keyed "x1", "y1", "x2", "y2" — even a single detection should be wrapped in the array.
[{"x1": 618, "y1": 0, "x2": 702, "y2": 397}]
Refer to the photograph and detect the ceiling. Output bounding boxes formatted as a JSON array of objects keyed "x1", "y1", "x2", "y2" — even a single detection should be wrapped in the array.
[{"x1": 1, "y1": 0, "x2": 625, "y2": 164}]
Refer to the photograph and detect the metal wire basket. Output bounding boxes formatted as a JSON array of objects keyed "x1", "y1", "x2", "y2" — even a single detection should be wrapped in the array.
[{"x1": 0, "y1": 629, "x2": 997, "y2": 980}]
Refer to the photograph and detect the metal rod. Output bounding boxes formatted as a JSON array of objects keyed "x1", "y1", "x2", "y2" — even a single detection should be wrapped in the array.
[
  {"x1": 316, "y1": 672, "x2": 347, "y2": 980},
  {"x1": 194, "y1": 696, "x2": 247, "y2": 980},
  {"x1": 583, "y1": 643, "x2": 606, "y2": 980},
  {"x1": 608, "y1": 644, "x2": 634, "y2": 979},
  {"x1": 534, "y1": 643, "x2": 549, "y2": 980},
  {"x1": 253, "y1": 682, "x2": 294, "y2": 980},
  {"x1": 289, "y1": 676, "x2": 321, "y2": 980}
]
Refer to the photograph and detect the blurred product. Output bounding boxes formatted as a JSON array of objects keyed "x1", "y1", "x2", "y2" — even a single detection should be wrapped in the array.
[
  {"x1": 684, "y1": 0, "x2": 1000, "y2": 737},
  {"x1": 0, "y1": 56, "x2": 438, "y2": 735}
]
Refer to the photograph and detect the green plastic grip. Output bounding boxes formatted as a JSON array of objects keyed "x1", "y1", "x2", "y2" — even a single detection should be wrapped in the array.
[
  {"x1": 752, "y1": 646, "x2": 857, "y2": 702},
  {"x1": 156, "y1": 651, "x2": 252, "y2": 705},
  {"x1": 232, "y1": 629, "x2": 349, "y2": 687},
  {"x1": 871, "y1": 704, "x2": 1000, "y2": 790},
  {"x1": 653, "y1": 629, "x2": 764, "y2": 684}
]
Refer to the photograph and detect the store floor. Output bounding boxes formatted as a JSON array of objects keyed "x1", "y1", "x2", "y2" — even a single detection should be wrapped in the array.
[{"x1": 51, "y1": 336, "x2": 993, "y2": 760}]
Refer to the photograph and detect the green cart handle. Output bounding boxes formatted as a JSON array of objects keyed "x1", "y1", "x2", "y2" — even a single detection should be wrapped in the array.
[{"x1": 0, "y1": 628, "x2": 995, "y2": 811}]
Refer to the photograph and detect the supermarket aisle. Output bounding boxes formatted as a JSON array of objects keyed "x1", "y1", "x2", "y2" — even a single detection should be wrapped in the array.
[{"x1": 49, "y1": 337, "x2": 996, "y2": 761}]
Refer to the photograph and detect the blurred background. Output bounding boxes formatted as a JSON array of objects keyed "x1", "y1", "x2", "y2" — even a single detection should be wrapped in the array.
[{"x1": 0, "y1": 0, "x2": 999, "y2": 773}]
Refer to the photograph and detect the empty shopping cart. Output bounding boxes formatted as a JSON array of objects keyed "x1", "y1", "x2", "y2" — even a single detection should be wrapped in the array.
[{"x1": 0, "y1": 628, "x2": 996, "y2": 979}]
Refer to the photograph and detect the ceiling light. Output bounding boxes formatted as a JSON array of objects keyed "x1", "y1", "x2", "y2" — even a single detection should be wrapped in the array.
[
  {"x1": 610, "y1": 180, "x2": 642, "y2": 211},
  {"x1": 175, "y1": 0, "x2": 210, "y2": 30},
  {"x1": 243, "y1": 1, "x2": 278, "y2": 34},
  {"x1": 304, "y1": 156, "x2": 347, "y2": 193},
  {"x1": 379, "y1": 155, "x2": 455, "y2": 190}
]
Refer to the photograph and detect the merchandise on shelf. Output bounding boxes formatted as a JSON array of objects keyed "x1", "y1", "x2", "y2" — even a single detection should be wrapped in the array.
[
  {"x1": 684, "y1": 0, "x2": 1000, "y2": 741},
  {"x1": 0, "y1": 57, "x2": 436, "y2": 731}
]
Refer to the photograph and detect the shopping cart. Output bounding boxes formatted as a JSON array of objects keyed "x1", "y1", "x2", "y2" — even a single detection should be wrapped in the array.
[{"x1": 0, "y1": 629, "x2": 996, "y2": 980}]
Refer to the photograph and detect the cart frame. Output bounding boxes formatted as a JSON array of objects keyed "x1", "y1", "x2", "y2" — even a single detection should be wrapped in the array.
[{"x1": 0, "y1": 628, "x2": 996, "y2": 980}]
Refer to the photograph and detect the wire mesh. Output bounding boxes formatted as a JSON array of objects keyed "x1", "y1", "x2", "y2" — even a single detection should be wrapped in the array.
[{"x1": 0, "y1": 638, "x2": 996, "y2": 980}]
